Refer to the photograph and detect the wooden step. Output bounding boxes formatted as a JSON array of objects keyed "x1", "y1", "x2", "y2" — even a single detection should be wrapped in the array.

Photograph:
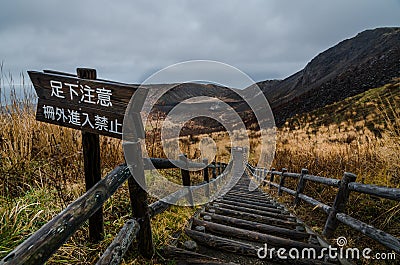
[
  {"x1": 162, "y1": 246, "x2": 238, "y2": 265},
  {"x1": 206, "y1": 207, "x2": 297, "y2": 228},
  {"x1": 192, "y1": 218, "x2": 321, "y2": 249},
  {"x1": 198, "y1": 213, "x2": 308, "y2": 240}
]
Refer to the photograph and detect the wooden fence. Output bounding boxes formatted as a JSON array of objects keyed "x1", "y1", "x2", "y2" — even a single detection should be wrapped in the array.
[
  {"x1": 0, "y1": 157, "x2": 229, "y2": 265},
  {"x1": 246, "y1": 163, "x2": 400, "y2": 254}
]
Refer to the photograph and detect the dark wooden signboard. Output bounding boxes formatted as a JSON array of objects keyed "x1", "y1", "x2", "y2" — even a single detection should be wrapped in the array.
[
  {"x1": 28, "y1": 69, "x2": 152, "y2": 244},
  {"x1": 28, "y1": 70, "x2": 143, "y2": 139}
]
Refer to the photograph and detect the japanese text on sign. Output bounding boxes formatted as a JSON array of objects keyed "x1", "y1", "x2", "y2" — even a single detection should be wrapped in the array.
[
  {"x1": 42, "y1": 104, "x2": 122, "y2": 135},
  {"x1": 50, "y1": 80, "x2": 113, "y2": 107}
]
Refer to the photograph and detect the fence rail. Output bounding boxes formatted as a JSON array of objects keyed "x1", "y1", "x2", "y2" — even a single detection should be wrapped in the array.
[
  {"x1": 0, "y1": 157, "x2": 229, "y2": 265},
  {"x1": 246, "y1": 163, "x2": 400, "y2": 254}
]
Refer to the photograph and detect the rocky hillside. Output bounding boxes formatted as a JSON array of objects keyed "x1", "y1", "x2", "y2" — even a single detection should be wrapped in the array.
[
  {"x1": 150, "y1": 27, "x2": 399, "y2": 131},
  {"x1": 285, "y1": 80, "x2": 400, "y2": 136},
  {"x1": 257, "y1": 27, "x2": 400, "y2": 125}
]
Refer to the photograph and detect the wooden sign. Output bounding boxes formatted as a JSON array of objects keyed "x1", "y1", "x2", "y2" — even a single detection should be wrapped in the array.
[{"x1": 29, "y1": 70, "x2": 145, "y2": 139}]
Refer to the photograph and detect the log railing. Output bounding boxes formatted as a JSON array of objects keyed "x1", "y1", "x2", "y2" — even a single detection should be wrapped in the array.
[
  {"x1": 0, "y1": 157, "x2": 229, "y2": 265},
  {"x1": 246, "y1": 163, "x2": 400, "y2": 254}
]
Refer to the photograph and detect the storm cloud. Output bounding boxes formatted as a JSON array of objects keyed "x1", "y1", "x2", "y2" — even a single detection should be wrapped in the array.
[{"x1": 0, "y1": 0, "x2": 399, "y2": 84}]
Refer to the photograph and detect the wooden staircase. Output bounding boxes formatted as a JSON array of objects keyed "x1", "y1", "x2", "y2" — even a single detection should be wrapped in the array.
[{"x1": 164, "y1": 173, "x2": 341, "y2": 265}]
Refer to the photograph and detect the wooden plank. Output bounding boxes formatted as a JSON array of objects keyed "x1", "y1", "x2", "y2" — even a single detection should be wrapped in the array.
[
  {"x1": 185, "y1": 229, "x2": 259, "y2": 257},
  {"x1": 43, "y1": 69, "x2": 77, "y2": 77},
  {"x1": 303, "y1": 174, "x2": 340, "y2": 187},
  {"x1": 198, "y1": 213, "x2": 308, "y2": 240},
  {"x1": 279, "y1": 186, "x2": 296, "y2": 196},
  {"x1": 348, "y1": 183, "x2": 400, "y2": 201},
  {"x1": 209, "y1": 201, "x2": 283, "y2": 216},
  {"x1": 192, "y1": 218, "x2": 321, "y2": 249},
  {"x1": 0, "y1": 165, "x2": 131, "y2": 265},
  {"x1": 218, "y1": 196, "x2": 277, "y2": 208},
  {"x1": 175, "y1": 259, "x2": 238, "y2": 265},
  {"x1": 96, "y1": 219, "x2": 140, "y2": 265},
  {"x1": 185, "y1": 229, "x2": 330, "y2": 265},
  {"x1": 224, "y1": 190, "x2": 272, "y2": 199},
  {"x1": 225, "y1": 191, "x2": 272, "y2": 200},
  {"x1": 161, "y1": 246, "x2": 232, "y2": 264},
  {"x1": 336, "y1": 213, "x2": 400, "y2": 254},
  {"x1": 78, "y1": 68, "x2": 103, "y2": 243},
  {"x1": 298, "y1": 194, "x2": 331, "y2": 214}
]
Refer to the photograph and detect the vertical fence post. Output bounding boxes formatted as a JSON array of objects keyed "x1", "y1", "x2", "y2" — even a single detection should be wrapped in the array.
[
  {"x1": 125, "y1": 86, "x2": 154, "y2": 258},
  {"x1": 179, "y1": 154, "x2": 193, "y2": 206},
  {"x1": 203, "y1": 158, "x2": 210, "y2": 198},
  {"x1": 260, "y1": 168, "x2": 265, "y2": 182},
  {"x1": 77, "y1": 68, "x2": 103, "y2": 243},
  {"x1": 212, "y1": 161, "x2": 217, "y2": 178},
  {"x1": 278, "y1": 168, "x2": 287, "y2": 196},
  {"x1": 217, "y1": 162, "x2": 222, "y2": 176},
  {"x1": 262, "y1": 168, "x2": 268, "y2": 186},
  {"x1": 127, "y1": 140, "x2": 154, "y2": 258},
  {"x1": 295, "y1": 168, "x2": 308, "y2": 206},
  {"x1": 323, "y1": 172, "x2": 357, "y2": 237},
  {"x1": 269, "y1": 167, "x2": 275, "y2": 189}
]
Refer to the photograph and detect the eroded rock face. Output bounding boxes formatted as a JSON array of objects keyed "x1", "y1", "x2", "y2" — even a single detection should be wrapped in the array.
[{"x1": 256, "y1": 27, "x2": 400, "y2": 125}]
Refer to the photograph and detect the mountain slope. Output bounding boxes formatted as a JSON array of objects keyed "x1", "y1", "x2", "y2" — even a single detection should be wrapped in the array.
[
  {"x1": 285, "y1": 80, "x2": 400, "y2": 135},
  {"x1": 257, "y1": 27, "x2": 400, "y2": 125}
]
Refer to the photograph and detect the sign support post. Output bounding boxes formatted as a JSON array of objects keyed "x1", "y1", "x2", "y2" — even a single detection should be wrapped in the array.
[{"x1": 77, "y1": 68, "x2": 103, "y2": 243}]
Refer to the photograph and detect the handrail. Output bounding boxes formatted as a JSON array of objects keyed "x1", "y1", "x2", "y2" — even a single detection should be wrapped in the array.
[
  {"x1": 348, "y1": 182, "x2": 400, "y2": 201},
  {"x1": 245, "y1": 162, "x2": 400, "y2": 254},
  {"x1": 96, "y1": 219, "x2": 140, "y2": 265},
  {"x1": 0, "y1": 165, "x2": 132, "y2": 265}
]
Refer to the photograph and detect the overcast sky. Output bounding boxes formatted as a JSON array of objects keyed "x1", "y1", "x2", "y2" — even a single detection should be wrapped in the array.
[{"x1": 0, "y1": 0, "x2": 399, "y2": 87}]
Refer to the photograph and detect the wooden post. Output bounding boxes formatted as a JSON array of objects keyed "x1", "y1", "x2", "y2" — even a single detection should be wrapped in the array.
[
  {"x1": 323, "y1": 172, "x2": 357, "y2": 237},
  {"x1": 262, "y1": 168, "x2": 268, "y2": 187},
  {"x1": 125, "y1": 86, "x2": 154, "y2": 258},
  {"x1": 203, "y1": 158, "x2": 210, "y2": 198},
  {"x1": 127, "y1": 141, "x2": 154, "y2": 258},
  {"x1": 179, "y1": 154, "x2": 193, "y2": 206},
  {"x1": 278, "y1": 168, "x2": 287, "y2": 196},
  {"x1": 212, "y1": 161, "x2": 217, "y2": 178},
  {"x1": 77, "y1": 68, "x2": 103, "y2": 243},
  {"x1": 294, "y1": 169, "x2": 308, "y2": 206},
  {"x1": 269, "y1": 168, "x2": 275, "y2": 189},
  {"x1": 217, "y1": 162, "x2": 222, "y2": 176}
]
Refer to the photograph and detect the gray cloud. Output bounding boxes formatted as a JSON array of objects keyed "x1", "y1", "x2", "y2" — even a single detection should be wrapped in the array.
[{"x1": 0, "y1": 0, "x2": 399, "y2": 86}]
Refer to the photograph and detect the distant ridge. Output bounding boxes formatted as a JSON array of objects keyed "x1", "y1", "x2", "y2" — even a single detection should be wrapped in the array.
[{"x1": 256, "y1": 27, "x2": 400, "y2": 125}]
